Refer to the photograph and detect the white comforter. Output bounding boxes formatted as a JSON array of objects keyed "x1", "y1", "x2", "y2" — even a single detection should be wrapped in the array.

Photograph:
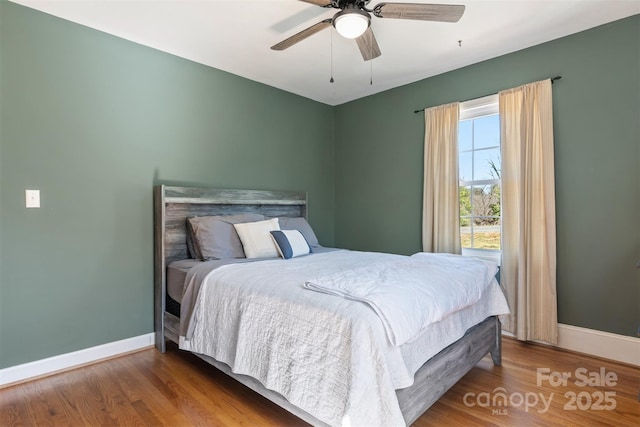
[
  {"x1": 180, "y1": 250, "x2": 509, "y2": 427},
  {"x1": 304, "y1": 252, "x2": 498, "y2": 346}
]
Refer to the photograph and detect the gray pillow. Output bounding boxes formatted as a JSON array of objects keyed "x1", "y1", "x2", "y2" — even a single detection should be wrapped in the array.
[
  {"x1": 186, "y1": 220, "x2": 202, "y2": 260},
  {"x1": 278, "y1": 217, "x2": 320, "y2": 247},
  {"x1": 188, "y1": 213, "x2": 265, "y2": 260}
]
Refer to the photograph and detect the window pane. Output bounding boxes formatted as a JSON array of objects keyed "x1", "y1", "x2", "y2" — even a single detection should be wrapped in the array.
[
  {"x1": 473, "y1": 115, "x2": 499, "y2": 149},
  {"x1": 473, "y1": 147, "x2": 501, "y2": 180},
  {"x1": 459, "y1": 185, "x2": 471, "y2": 221},
  {"x1": 460, "y1": 223, "x2": 472, "y2": 249},
  {"x1": 459, "y1": 120, "x2": 472, "y2": 151},
  {"x1": 471, "y1": 218, "x2": 501, "y2": 250},
  {"x1": 459, "y1": 151, "x2": 472, "y2": 181},
  {"x1": 471, "y1": 184, "x2": 500, "y2": 217}
]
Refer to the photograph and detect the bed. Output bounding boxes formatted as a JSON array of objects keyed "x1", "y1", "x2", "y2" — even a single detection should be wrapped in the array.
[{"x1": 154, "y1": 185, "x2": 508, "y2": 426}]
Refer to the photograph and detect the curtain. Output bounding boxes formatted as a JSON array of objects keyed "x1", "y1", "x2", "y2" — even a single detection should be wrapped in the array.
[
  {"x1": 500, "y1": 79, "x2": 558, "y2": 344},
  {"x1": 422, "y1": 102, "x2": 461, "y2": 254}
]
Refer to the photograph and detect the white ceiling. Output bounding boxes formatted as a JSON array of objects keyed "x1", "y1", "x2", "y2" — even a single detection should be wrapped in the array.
[{"x1": 10, "y1": 0, "x2": 640, "y2": 106}]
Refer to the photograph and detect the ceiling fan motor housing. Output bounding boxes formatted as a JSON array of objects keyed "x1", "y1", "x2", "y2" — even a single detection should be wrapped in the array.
[{"x1": 331, "y1": 0, "x2": 372, "y2": 8}]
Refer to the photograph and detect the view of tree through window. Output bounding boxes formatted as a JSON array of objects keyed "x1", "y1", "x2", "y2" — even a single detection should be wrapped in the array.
[{"x1": 459, "y1": 114, "x2": 501, "y2": 250}]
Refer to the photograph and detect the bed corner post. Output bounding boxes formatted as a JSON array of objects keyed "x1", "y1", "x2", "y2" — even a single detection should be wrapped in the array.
[
  {"x1": 153, "y1": 185, "x2": 167, "y2": 353},
  {"x1": 491, "y1": 316, "x2": 502, "y2": 366}
]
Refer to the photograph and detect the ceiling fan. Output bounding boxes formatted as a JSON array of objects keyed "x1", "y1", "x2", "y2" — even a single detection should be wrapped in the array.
[{"x1": 271, "y1": 1, "x2": 465, "y2": 61}]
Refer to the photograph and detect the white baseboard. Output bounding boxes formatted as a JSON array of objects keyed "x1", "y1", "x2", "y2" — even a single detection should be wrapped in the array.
[
  {"x1": 0, "y1": 333, "x2": 155, "y2": 388},
  {"x1": 556, "y1": 324, "x2": 639, "y2": 366},
  {"x1": 503, "y1": 324, "x2": 640, "y2": 366}
]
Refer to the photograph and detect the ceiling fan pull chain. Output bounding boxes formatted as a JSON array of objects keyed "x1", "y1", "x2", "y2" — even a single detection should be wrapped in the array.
[
  {"x1": 370, "y1": 59, "x2": 373, "y2": 85},
  {"x1": 330, "y1": 28, "x2": 335, "y2": 83}
]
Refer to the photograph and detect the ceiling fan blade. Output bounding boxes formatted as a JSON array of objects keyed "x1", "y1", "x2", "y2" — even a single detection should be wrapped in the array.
[
  {"x1": 373, "y1": 3, "x2": 465, "y2": 22},
  {"x1": 271, "y1": 19, "x2": 332, "y2": 51},
  {"x1": 270, "y1": 7, "x2": 329, "y2": 33},
  {"x1": 355, "y1": 27, "x2": 382, "y2": 61},
  {"x1": 297, "y1": 0, "x2": 333, "y2": 7}
]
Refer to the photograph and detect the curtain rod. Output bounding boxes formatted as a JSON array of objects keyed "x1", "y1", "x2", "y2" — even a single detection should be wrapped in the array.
[{"x1": 413, "y1": 75, "x2": 562, "y2": 114}]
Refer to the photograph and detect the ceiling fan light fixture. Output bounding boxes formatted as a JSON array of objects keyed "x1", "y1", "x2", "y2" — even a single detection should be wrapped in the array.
[{"x1": 333, "y1": 6, "x2": 370, "y2": 39}]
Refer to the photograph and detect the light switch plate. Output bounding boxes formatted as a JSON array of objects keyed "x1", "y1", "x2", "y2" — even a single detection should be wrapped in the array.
[{"x1": 26, "y1": 189, "x2": 40, "y2": 208}]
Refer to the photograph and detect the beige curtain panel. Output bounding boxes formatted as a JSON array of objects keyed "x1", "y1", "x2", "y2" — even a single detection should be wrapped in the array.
[
  {"x1": 422, "y1": 102, "x2": 461, "y2": 254},
  {"x1": 500, "y1": 79, "x2": 558, "y2": 345}
]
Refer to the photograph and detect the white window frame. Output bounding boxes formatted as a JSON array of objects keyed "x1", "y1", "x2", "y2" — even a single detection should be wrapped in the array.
[{"x1": 459, "y1": 94, "x2": 501, "y2": 264}]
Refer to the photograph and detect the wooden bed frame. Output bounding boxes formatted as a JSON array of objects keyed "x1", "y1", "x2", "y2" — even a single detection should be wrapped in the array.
[{"x1": 154, "y1": 185, "x2": 502, "y2": 426}]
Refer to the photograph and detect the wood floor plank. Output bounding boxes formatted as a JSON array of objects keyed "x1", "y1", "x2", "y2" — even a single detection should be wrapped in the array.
[
  {"x1": 20, "y1": 378, "x2": 76, "y2": 427},
  {"x1": 65, "y1": 368, "x2": 121, "y2": 426},
  {"x1": 0, "y1": 389, "x2": 31, "y2": 427},
  {"x1": 85, "y1": 363, "x2": 149, "y2": 427},
  {"x1": 1, "y1": 337, "x2": 638, "y2": 426},
  {"x1": 171, "y1": 351, "x2": 305, "y2": 427},
  {"x1": 48, "y1": 369, "x2": 102, "y2": 426},
  {"x1": 159, "y1": 358, "x2": 261, "y2": 425},
  {"x1": 120, "y1": 353, "x2": 194, "y2": 426}
]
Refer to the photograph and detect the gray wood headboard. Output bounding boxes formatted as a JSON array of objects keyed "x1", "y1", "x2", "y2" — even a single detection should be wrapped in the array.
[{"x1": 153, "y1": 185, "x2": 308, "y2": 350}]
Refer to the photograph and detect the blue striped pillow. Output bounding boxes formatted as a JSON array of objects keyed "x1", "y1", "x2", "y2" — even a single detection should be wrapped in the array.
[{"x1": 270, "y1": 230, "x2": 311, "y2": 259}]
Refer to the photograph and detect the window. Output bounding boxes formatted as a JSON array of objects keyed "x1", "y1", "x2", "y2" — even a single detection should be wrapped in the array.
[{"x1": 458, "y1": 94, "x2": 501, "y2": 260}]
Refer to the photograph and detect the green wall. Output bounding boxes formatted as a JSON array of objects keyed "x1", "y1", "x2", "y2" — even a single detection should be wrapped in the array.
[
  {"x1": 334, "y1": 15, "x2": 640, "y2": 337},
  {"x1": 0, "y1": 2, "x2": 334, "y2": 368}
]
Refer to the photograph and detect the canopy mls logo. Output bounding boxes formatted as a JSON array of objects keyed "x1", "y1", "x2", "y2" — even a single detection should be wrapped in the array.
[
  {"x1": 463, "y1": 387, "x2": 553, "y2": 415},
  {"x1": 463, "y1": 367, "x2": 619, "y2": 415}
]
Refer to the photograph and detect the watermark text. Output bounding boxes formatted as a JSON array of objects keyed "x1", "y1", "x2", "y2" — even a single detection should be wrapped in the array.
[{"x1": 463, "y1": 367, "x2": 618, "y2": 415}]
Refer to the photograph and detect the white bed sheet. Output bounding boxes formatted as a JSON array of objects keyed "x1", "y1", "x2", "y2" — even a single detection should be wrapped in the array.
[{"x1": 179, "y1": 250, "x2": 509, "y2": 427}]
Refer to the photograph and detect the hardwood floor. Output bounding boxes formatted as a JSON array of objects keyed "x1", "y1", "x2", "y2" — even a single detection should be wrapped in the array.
[{"x1": 1, "y1": 338, "x2": 638, "y2": 426}]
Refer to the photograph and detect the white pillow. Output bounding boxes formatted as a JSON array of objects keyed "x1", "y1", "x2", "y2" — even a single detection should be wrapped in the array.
[
  {"x1": 270, "y1": 230, "x2": 311, "y2": 259},
  {"x1": 233, "y1": 218, "x2": 280, "y2": 259}
]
